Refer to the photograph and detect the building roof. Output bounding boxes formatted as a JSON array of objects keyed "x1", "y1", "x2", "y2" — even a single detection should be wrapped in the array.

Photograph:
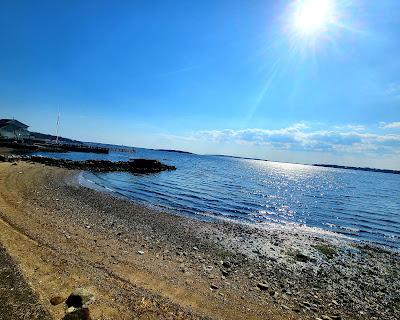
[{"x1": 0, "y1": 119, "x2": 29, "y2": 129}]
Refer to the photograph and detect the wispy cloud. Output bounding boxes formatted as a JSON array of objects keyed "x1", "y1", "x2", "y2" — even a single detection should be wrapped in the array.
[
  {"x1": 194, "y1": 123, "x2": 400, "y2": 154},
  {"x1": 384, "y1": 82, "x2": 400, "y2": 100},
  {"x1": 380, "y1": 121, "x2": 400, "y2": 129},
  {"x1": 334, "y1": 124, "x2": 366, "y2": 131}
]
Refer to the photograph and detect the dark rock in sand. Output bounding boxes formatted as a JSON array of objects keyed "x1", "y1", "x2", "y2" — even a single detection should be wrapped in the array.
[
  {"x1": 221, "y1": 269, "x2": 230, "y2": 277},
  {"x1": 293, "y1": 251, "x2": 310, "y2": 263},
  {"x1": 62, "y1": 308, "x2": 91, "y2": 320},
  {"x1": 210, "y1": 284, "x2": 219, "y2": 290},
  {"x1": 257, "y1": 282, "x2": 269, "y2": 291},
  {"x1": 66, "y1": 288, "x2": 94, "y2": 309},
  {"x1": 50, "y1": 295, "x2": 65, "y2": 306}
]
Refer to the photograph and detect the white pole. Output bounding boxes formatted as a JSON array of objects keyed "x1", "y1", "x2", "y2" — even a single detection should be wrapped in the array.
[{"x1": 55, "y1": 110, "x2": 60, "y2": 144}]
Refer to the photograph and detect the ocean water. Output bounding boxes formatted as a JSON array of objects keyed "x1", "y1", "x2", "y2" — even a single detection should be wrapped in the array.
[{"x1": 36, "y1": 148, "x2": 400, "y2": 250}]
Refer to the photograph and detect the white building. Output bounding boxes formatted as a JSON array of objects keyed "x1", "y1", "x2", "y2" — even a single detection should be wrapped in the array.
[{"x1": 0, "y1": 119, "x2": 30, "y2": 140}]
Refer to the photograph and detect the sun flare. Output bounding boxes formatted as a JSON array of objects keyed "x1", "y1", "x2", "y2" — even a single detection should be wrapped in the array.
[{"x1": 292, "y1": 0, "x2": 337, "y2": 37}]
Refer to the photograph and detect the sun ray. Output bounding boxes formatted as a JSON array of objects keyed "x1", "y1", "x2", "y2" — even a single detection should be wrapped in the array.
[{"x1": 293, "y1": 0, "x2": 337, "y2": 37}]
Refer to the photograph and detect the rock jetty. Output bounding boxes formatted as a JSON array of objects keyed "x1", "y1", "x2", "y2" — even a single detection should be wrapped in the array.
[
  {"x1": 0, "y1": 141, "x2": 109, "y2": 154},
  {"x1": 0, "y1": 155, "x2": 176, "y2": 174}
]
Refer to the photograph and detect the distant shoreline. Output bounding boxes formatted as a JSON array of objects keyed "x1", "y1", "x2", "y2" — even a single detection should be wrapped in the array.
[
  {"x1": 313, "y1": 163, "x2": 400, "y2": 175},
  {"x1": 2, "y1": 135, "x2": 399, "y2": 174},
  {"x1": 149, "y1": 148, "x2": 194, "y2": 154},
  {"x1": 212, "y1": 153, "x2": 400, "y2": 175}
]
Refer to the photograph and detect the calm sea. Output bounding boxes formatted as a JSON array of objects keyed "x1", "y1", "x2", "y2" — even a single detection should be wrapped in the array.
[{"x1": 36, "y1": 148, "x2": 400, "y2": 250}]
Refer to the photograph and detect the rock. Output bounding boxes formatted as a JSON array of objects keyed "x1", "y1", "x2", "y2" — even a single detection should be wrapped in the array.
[
  {"x1": 321, "y1": 316, "x2": 341, "y2": 320},
  {"x1": 128, "y1": 158, "x2": 176, "y2": 173},
  {"x1": 66, "y1": 288, "x2": 95, "y2": 309},
  {"x1": 257, "y1": 282, "x2": 269, "y2": 291},
  {"x1": 50, "y1": 295, "x2": 65, "y2": 306},
  {"x1": 221, "y1": 269, "x2": 230, "y2": 276},
  {"x1": 1, "y1": 155, "x2": 175, "y2": 174},
  {"x1": 63, "y1": 308, "x2": 91, "y2": 320},
  {"x1": 137, "y1": 251, "x2": 145, "y2": 255},
  {"x1": 294, "y1": 252, "x2": 310, "y2": 263},
  {"x1": 210, "y1": 284, "x2": 219, "y2": 290}
]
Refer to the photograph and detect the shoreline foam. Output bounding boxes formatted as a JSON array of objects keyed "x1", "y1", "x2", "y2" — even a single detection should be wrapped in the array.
[{"x1": 79, "y1": 168, "x2": 398, "y2": 254}]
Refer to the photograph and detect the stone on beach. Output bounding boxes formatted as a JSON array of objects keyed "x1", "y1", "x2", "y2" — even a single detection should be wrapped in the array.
[
  {"x1": 257, "y1": 282, "x2": 269, "y2": 291},
  {"x1": 63, "y1": 308, "x2": 91, "y2": 320},
  {"x1": 62, "y1": 288, "x2": 95, "y2": 320},
  {"x1": 50, "y1": 295, "x2": 65, "y2": 306},
  {"x1": 66, "y1": 288, "x2": 95, "y2": 309}
]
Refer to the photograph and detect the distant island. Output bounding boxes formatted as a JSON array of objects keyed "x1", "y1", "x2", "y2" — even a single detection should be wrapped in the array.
[
  {"x1": 151, "y1": 148, "x2": 194, "y2": 154},
  {"x1": 313, "y1": 164, "x2": 400, "y2": 175},
  {"x1": 214, "y1": 154, "x2": 400, "y2": 175},
  {"x1": 212, "y1": 154, "x2": 270, "y2": 162}
]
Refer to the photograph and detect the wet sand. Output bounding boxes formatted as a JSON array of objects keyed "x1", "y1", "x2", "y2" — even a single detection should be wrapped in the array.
[{"x1": 0, "y1": 161, "x2": 398, "y2": 319}]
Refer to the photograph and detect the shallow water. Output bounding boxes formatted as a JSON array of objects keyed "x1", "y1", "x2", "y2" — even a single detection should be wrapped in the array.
[{"x1": 36, "y1": 148, "x2": 400, "y2": 249}]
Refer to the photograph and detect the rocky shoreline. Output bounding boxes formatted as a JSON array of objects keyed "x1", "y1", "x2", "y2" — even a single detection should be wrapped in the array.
[
  {"x1": 0, "y1": 154, "x2": 176, "y2": 174},
  {"x1": 0, "y1": 162, "x2": 398, "y2": 319}
]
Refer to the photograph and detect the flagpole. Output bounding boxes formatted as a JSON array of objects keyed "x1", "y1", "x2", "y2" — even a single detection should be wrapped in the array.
[{"x1": 55, "y1": 109, "x2": 60, "y2": 144}]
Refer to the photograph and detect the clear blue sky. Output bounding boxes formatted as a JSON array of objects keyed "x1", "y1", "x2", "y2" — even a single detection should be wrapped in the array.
[{"x1": 1, "y1": 0, "x2": 400, "y2": 169}]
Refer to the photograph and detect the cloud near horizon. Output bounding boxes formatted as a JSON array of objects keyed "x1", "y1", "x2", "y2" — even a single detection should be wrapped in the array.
[
  {"x1": 195, "y1": 123, "x2": 400, "y2": 155},
  {"x1": 380, "y1": 121, "x2": 400, "y2": 129}
]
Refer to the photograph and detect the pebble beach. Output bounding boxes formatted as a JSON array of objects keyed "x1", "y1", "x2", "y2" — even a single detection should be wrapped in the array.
[{"x1": 0, "y1": 159, "x2": 399, "y2": 319}]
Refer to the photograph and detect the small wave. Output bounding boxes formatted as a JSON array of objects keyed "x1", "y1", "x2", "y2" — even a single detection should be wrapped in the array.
[{"x1": 66, "y1": 151, "x2": 400, "y2": 250}]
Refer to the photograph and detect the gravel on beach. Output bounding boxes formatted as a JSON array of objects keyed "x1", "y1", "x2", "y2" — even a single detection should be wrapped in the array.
[{"x1": 0, "y1": 161, "x2": 398, "y2": 320}]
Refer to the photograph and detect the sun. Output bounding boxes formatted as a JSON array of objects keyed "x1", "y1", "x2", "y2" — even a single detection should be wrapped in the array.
[{"x1": 292, "y1": 0, "x2": 337, "y2": 37}]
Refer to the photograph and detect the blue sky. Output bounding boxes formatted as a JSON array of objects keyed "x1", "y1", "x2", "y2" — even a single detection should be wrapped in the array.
[{"x1": 1, "y1": 0, "x2": 400, "y2": 169}]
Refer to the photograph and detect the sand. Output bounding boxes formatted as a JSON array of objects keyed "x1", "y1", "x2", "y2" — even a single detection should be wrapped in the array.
[{"x1": 0, "y1": 161, "x2": 398, "y2": 320}]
